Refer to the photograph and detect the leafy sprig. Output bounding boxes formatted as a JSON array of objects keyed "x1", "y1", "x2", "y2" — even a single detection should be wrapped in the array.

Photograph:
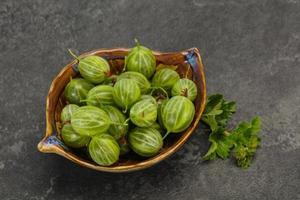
[
  {"x1": 231, "y1": 117, "x2": 261, "y2": 168},
  {"x1": 201, "y1": 94, "x2": 261, "y2": 168},
  {"x1": 202, "y1": 94, "x2": 236, "y2": 132}
]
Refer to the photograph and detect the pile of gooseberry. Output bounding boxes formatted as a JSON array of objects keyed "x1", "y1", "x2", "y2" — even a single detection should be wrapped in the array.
[{"x1": 60, "y1": 40, "x2": 197, "y2": 166}]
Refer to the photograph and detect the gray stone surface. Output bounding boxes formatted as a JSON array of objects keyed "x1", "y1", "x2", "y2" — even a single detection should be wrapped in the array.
[{"x1": 0, "y1": 0, "x2": 299, "y2": 199}]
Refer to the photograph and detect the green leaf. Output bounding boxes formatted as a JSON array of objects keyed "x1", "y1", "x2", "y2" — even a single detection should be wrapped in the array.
[
  {"x1": 203, "y1": 139, "x2": 218, "y2": 160},
  {"x1": 216, "y1": 101, "x2": 236, "y2": 127},
  {"x1": 232, "y1": 117, "x2": 261, "y2": 146},
  {"x1": 202, "y1": 94, "x2": 236, "y2": 160},
  {"x1": 202, "y1": 115, "x2": 218, "y2": 132},
  {"x1": 203, "y1": 94, "x2": 223, "y2": 114},
  {"x1": 202, "y1": 94, "x2": 236, "y2": 131},
  {"x1": 206, "y1": 109, "x2": 223, "y2": 116},
  {"x1": 203, "y1": 128, "x2": 235, "y2": 160}
]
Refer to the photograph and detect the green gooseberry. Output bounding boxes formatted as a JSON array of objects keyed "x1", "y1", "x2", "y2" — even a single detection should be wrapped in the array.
[
  {"x1": 86, "y1": 85, "x2": 114, "y2": 107},
  {"x1": 112, "y1": 79, "x2": 141, "y2": 113},
  {"x1": 128, "y1": 127, "x2": 163, "y2": 157},
  {"x1": 88, "y1": 134, "x2": 120, "y2": 166},
  {"x1": 162, "y1": 96, "x2": 195, "y2": 138},
  {"x1": 60, "y1": 104, "x2": 79, "y2": 123},
  {"x1": 71, "y1": 106, "x2": 111, "y2": 137},
  {"x1": 64, "y1": 78, "x2": 94, "y2": 105},
  {"x1": 152, "y1": 68, "x2": 180, "y2": 91},
  {"x1": 117, "y1": 71, "x2": 151, "y2": 94},
  {"x1": 61, "y1": 124, "x2": 90, "y2": 148},
  {"x1": 69, "y1": 49, "x2": 111, "y2": 84},
  {"x1": 125, "y1": 39, "x2": 156, "y2": 79},
  {"x1": 130, "y1": 98, "x2": 157, "y2": 127},
  {"x1": 102, "y1": 105, "x2": 128, "y2": 140},
  {"x1": 171, "y1": 78, "x2": 198, "y2": 102}
]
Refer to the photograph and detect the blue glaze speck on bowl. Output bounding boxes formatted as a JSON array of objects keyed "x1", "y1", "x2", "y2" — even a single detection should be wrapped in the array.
[
  {"x1": 44, "y1": 135, "x2": 69, "y2": 151},
  {"x1": 186, "y1": 50, "x2": 197, "y2": 71}
]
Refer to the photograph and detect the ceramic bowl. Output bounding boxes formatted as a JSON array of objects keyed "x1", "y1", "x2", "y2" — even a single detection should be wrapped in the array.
[{"x1": 37, "y1": 47, "x2": 206, "y2": 172}]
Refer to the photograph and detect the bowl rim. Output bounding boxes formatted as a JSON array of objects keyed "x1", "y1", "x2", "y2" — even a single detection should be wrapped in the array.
[{"x1": 37, "y1": 47, "x2": 206, "y2": 172}]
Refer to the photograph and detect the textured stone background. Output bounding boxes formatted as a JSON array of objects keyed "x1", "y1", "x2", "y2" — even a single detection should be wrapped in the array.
[{"x1": 0, "y1": 0, "x2": 299, "y2": 199}]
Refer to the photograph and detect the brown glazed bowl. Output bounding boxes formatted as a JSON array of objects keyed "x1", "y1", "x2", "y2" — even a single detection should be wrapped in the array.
[{"x1": 37, "y1": 47, "x2": 206, "y2": 172}]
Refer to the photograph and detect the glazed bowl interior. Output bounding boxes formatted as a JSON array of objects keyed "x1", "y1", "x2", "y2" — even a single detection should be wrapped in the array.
[{"x1": 38, "y1": 48, "x2": 206, "y2": 172}]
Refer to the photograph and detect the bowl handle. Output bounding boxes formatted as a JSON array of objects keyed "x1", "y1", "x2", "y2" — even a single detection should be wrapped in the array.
[{"x1": 37, "y1": 135, "x2": 69, "y2": 153}]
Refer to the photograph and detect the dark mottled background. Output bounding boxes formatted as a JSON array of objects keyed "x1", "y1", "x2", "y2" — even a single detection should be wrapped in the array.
[{"x1": 0, "y1": 0, "x2": 299, "y2": 199}]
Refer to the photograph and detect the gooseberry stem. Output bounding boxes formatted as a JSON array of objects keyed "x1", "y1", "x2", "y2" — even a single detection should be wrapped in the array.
[
  {"x1": 134, "y1": 38, "x2": 140, "y2": 47},
  {"x1": 123, "y1": 56, "x2": 127, "y2": 72},
  {"x1": 123, "y1": 106, "x2": 128, "y2": 114},
  {"x1": 68, "y1": 49, "x2": 80, "y2": 61},
  {"x1": 162, "y1": 131, "x2": 171, "y2": 140},
  {"x1": 124, "y1": 118, "x2": 130, "y2": 124},
  {"x1": 185, "y1": 65, "x2": 191, "y2": 78}
]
